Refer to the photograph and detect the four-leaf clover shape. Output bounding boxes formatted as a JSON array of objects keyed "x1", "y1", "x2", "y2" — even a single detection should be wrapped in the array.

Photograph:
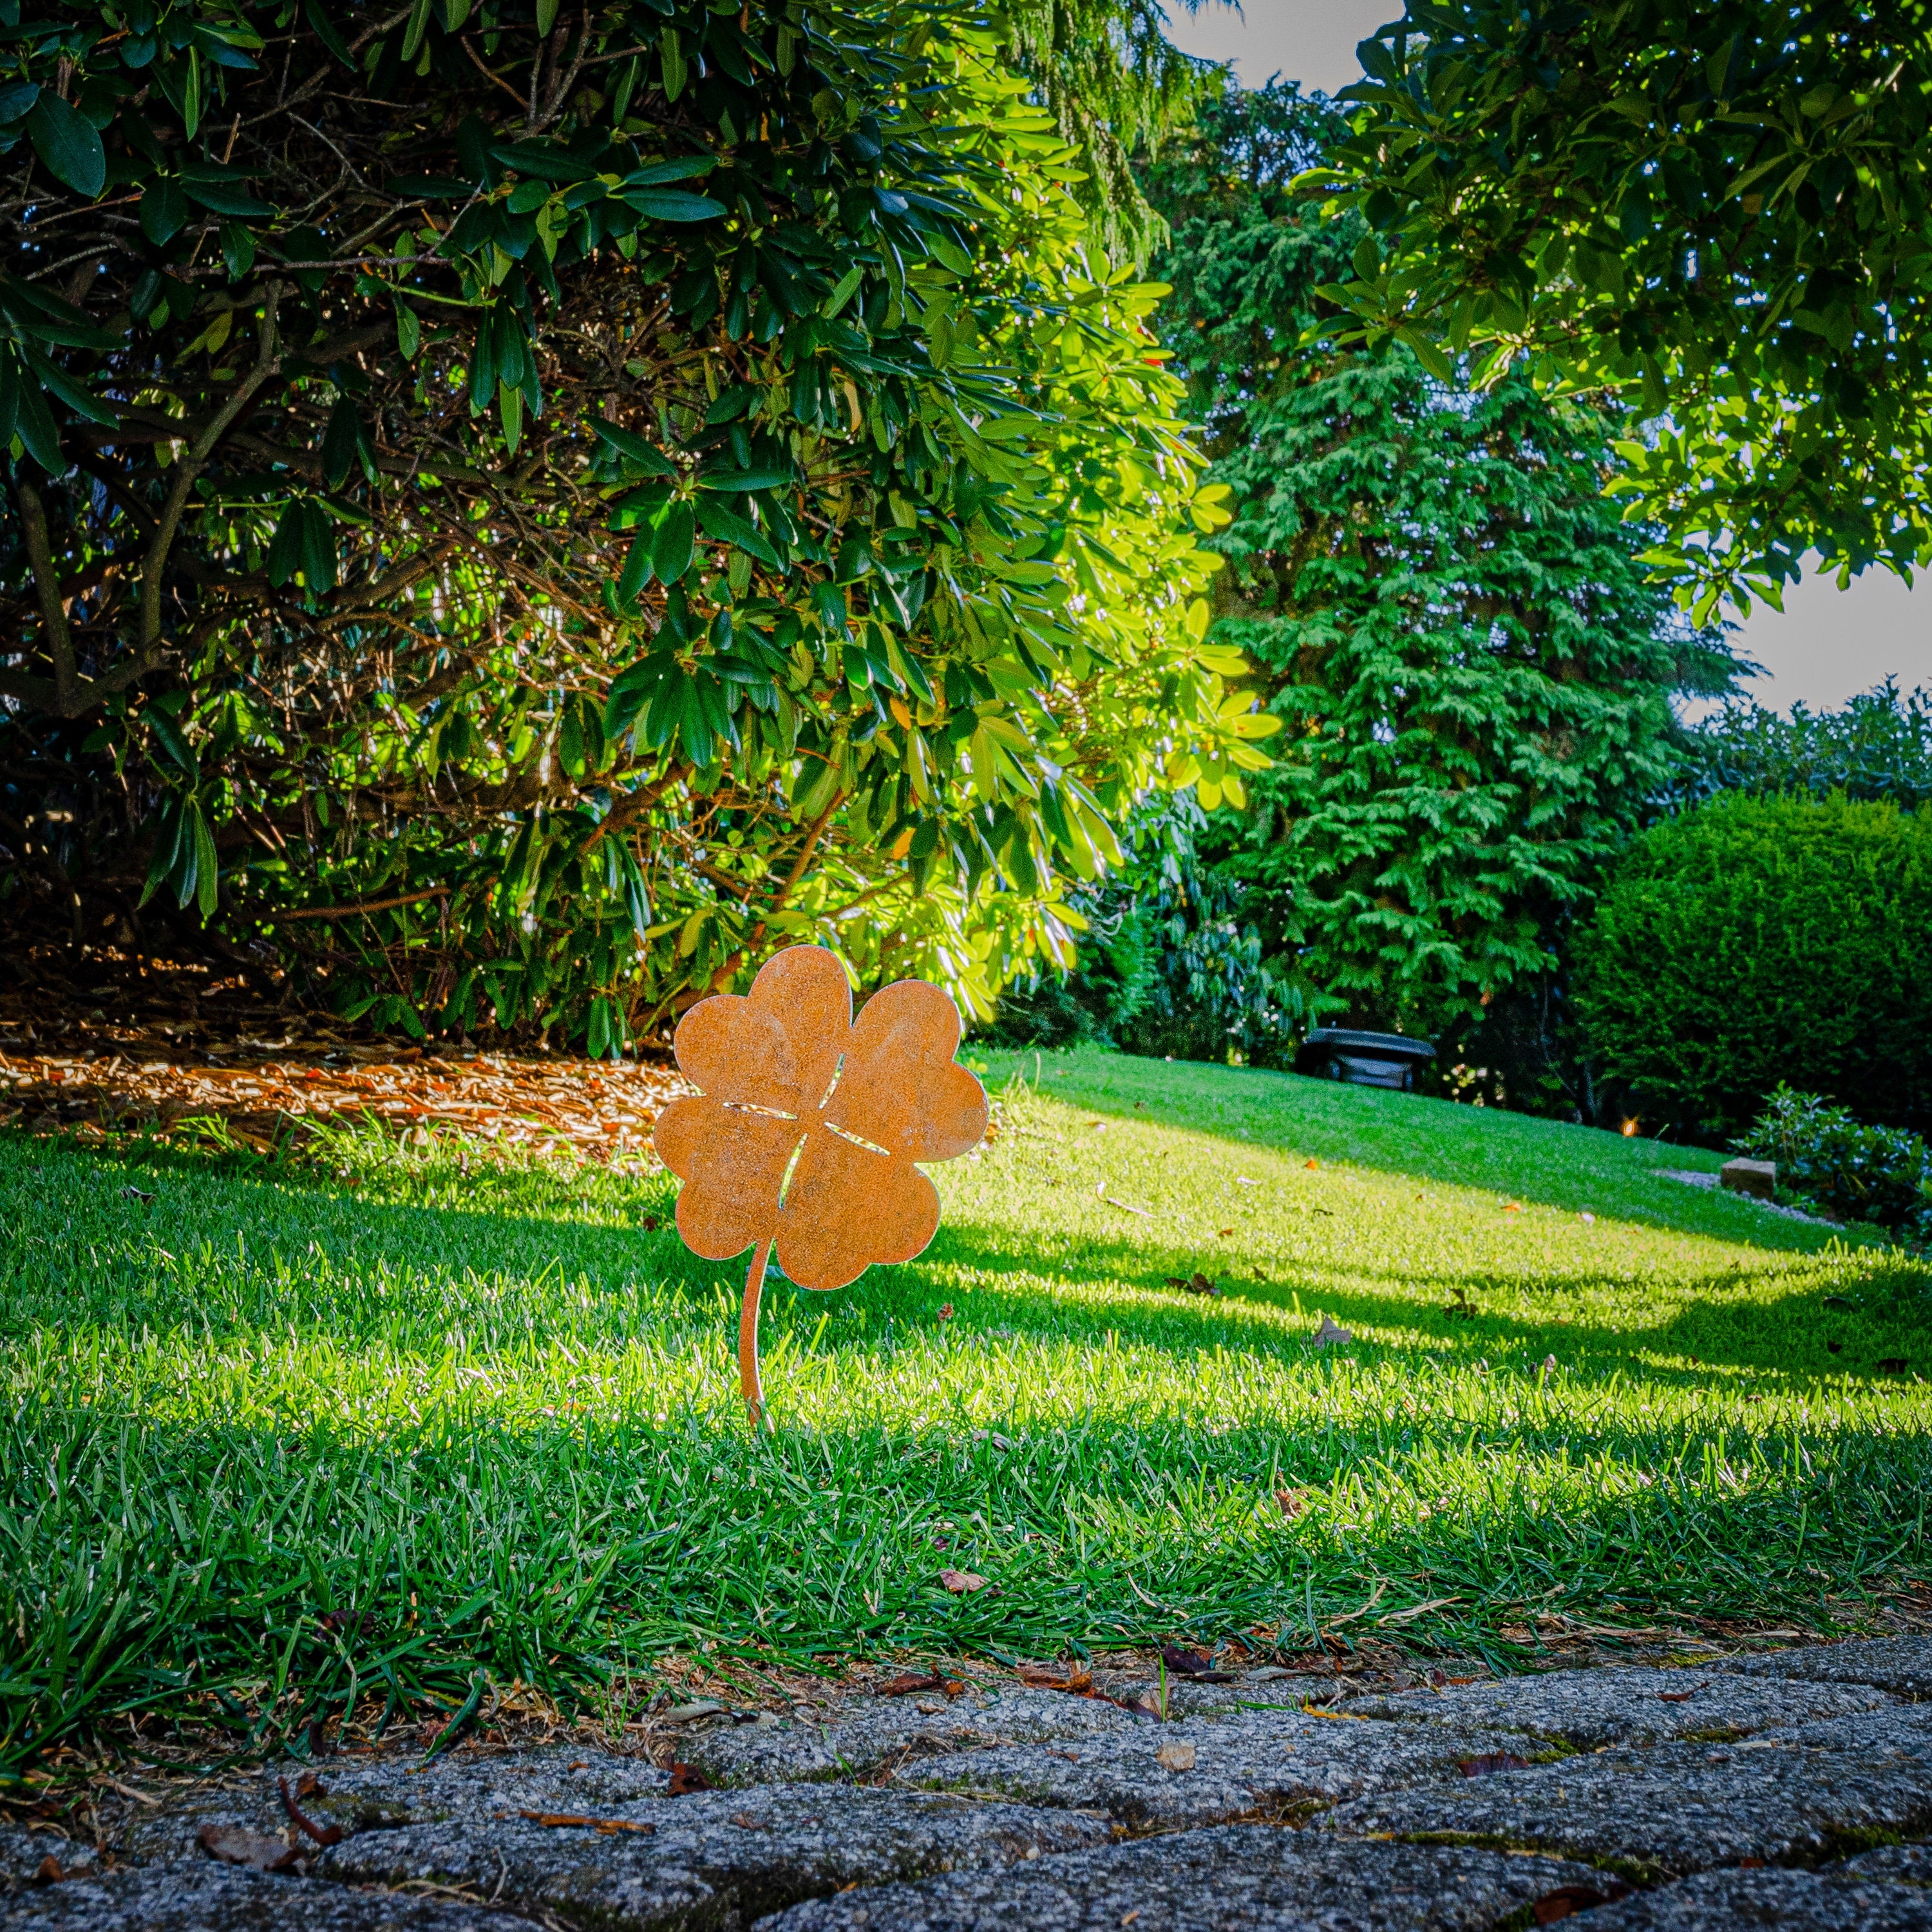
[{"x1": 653, "y1": 945, "x2": 987, "y2": 1421}]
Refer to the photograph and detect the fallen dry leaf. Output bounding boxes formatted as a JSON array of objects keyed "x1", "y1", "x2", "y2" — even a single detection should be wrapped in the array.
[
  {"x1": 1458, "y1": 1753, "x2": 1533, "y2": 1777},
  {"x1": 1311, "y1": 1315, "x2": 1352, "y2": 1348},
  {"x1": 935, "y1": 1303, "x2": 954, "y2": 1320},
  {"x1": 1655, "y1": 1688, "x2": 1698, "y2": 1703},
  {"x1": 1275, "y1": 1486, "x2": 1309, "y2": 1520},
  {"x1": 1533, "y1": 1880, "x2": 1630, "y2": 1922},
  {"x1": 728, "y1": 1813, "x2": 767, "y2": 1831},
  {"x1": 661, "y1": 1699, "x2": 728, "y2": 1723},
  {"x1": 196, "y1": 1824, "x2": 301, "y2": 1872},
  {"x1": 876, "y1": 1671, "x2": 963, "y2": 1698},
  {"x1": 665, "y1": 1763, "x2": 715, "y2": 1795},
  {"x1": 1304, "y1": 1157, "x2": 1320, "y2": 1170},
  {"x1": 1217, "y1": 1226, "x2": 1233, "y2": 1237},
  {"x1": 938, "y1": 1567, "x2": 986, "y2": 1594},
  {"x1": 1018, "y1": 1665, "x2": 1095, "y2": 1695},
  {"x1": 519, "y1": 1810, "x2": 656, "y2": 1835},
  {"x1": 1159, "y1": 1643, "x2": 1235, "y2": 1683},
  {"x1": 32, "y1": 1857, "x2": 66, "y2": 1886},
  {"x1": 278, "y1": 1775, "x2": 345, "y2": 1846},
  {"x1": 1153, "y1": 1742, "x2": 1197, "y2": 1772}
]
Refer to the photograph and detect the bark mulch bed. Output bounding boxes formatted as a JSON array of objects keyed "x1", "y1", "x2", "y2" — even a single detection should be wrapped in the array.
[{"x1": 1, "y1": 945, "x2": 689, "y2": 1168}]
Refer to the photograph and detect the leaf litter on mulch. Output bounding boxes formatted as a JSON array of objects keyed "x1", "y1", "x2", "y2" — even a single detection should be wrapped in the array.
[{"x1": 1, "y1": 947, "x2": 689, "y2": 1168}]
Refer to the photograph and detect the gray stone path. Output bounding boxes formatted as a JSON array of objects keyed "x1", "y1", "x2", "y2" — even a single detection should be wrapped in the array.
[{"x1": 5, "y1": 1638, "x2": 1931, "y2": 1930}]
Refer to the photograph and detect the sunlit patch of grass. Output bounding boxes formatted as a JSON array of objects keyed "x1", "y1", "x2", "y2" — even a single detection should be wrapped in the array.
[{"x1": 2, "y1": 1046, "x2": 1927, "y2": 1774}]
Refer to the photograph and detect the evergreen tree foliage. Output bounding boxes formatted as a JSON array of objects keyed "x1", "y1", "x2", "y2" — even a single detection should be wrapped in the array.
[
  {"x1": 1003, "y1": 0, "x2": 1218, "y2": 261},
  {"x1": 1669, "y1": 681, "x2": 1932, "y2": 813},
  {"x1": 1143, "y1": 82, "x2": 1736, "y2": 1063}
]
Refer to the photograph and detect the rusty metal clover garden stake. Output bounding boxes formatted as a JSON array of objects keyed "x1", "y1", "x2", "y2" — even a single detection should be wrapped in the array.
[{"x1": 652, "y1": 945, "x2": 987, "y2": 1424}]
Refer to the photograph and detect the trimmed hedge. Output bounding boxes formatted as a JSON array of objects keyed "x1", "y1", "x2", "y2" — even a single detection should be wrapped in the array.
[{"x1": 1573, "y1": 792, "x2": 1932, "y2": 1141}]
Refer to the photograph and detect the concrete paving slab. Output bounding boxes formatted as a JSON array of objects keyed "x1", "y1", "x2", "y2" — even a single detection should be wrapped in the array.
[
  {"x1": 314, "y1": 1785, "x2": 1106, "y2": 1930},
  {"x1": 122, "y1": 1745, "x2": 677, "y2": 1865},
  {"x1": 1339, "y1": 1664, "x2": 1890, "y2": 1747},
  {"x1": 757, "y1": 1826, "x2": 1618, "y2": 1931},
  {"x1": 891, "y1": 1706, "x2": 1551, "y2": 1832},
  {"x1": 682, "y1": 1687, "x2": 1140, "y2": 1788},
  {"x1": 1721, "y1": 1637, "x2": 1932, "y2": 1700},
  {"x1": 1830, "y1": 1841, "x2": 1932, "y2": 1887},
  {"x1": 1323, "y1": 1703, "x2": 1932, "y2": 1882},
  {"x1": 0, "y1": 1828, "x2": 104, "y2": 1893},
  {"x1": 0, "y1": 1861, "x2": 520, "y2": 1930},
  {"x1": 1569, "y1": 1864, "x2": 1932, "y2": 1930},
  {"x1": 116, "y1": 1746, "x2": 1109, "y2": 1929}
]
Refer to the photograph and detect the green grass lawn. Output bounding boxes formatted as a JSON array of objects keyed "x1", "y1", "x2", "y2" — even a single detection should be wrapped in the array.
[{"x1": 3, "y1": 1046, "x2": 1930, "y2": 1775}]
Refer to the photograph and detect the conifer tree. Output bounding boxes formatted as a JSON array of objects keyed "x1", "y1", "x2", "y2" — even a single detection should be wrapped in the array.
[{"x1": 1146, "y1": 84, "x2": 1738, "y2": 1096}]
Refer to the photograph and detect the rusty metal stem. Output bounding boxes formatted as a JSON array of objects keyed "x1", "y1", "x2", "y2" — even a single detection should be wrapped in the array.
[{"x1": 739, "y1": 1236, "x2": 772, "y2": 1427}]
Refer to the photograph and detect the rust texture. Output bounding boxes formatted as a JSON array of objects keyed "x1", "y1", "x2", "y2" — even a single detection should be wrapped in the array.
[{"x1": 653, "y1": 944, "x2": 987, "y2": 1421}]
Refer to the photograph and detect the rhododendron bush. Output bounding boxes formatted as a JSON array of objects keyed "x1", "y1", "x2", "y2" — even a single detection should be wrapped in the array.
[{"x1": 0, "y1": 0, "x2": 1276, "y2": 1045}]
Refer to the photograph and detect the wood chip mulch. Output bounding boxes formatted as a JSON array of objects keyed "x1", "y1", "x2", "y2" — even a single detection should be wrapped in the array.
[{"x1": 0, "y1": 947, "x2": 690, "y2": 1166}]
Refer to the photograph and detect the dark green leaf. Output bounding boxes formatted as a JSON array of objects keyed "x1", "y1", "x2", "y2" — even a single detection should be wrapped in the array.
[
  {"x1": 27, "y1": 93, "x2": 104, "y2": 198},
  {"x1": 620, "y1": 189, "x2": 725, "y2": 222},
  {"x1": 321, "y1": 399, "x2": 365, "y2": 489},
  {"x1": 220, "y1": 222, "x2": 256, "y2": 278},
  {"x1": 694, "y1": 495, "x2": 779, "y2": 565},
  {"x1": 145, "y1": 705, "x2": 200, "y2": 781},
  {"x1": 652, "y1": 500, "x2": 695, "y2": 583},
  {"x1": 181, "y1": 178, "x2": 272, "y2": 218},
  {"x1": 621, "y1": 156, "x2": 717, "y2": 186},
  {"x1": 305, "y1": 0, "x2": 354, "y2": 66},
  {"x1": 592, "y1": 417, "x2": 676, "y2": 475},
  {"x1": 22, "y1": 345, "x2": 117, "y2": 429},
  {"x1": 697, "y1": 466, "x2": 791, "y2": 492},
  {"x1": 618, "y1": 529, "x2": 655, "y2": 603},
  {"x1": 299, "y1": 501, "x2": 337, "y2": 593},
  {"x1": 140, "y1": 176, "x2": 189, "y2": 245}
]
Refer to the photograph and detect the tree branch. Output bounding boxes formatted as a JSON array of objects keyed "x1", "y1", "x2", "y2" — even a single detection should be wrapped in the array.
[
  {"x1": 13, "y1": 478, "x2": 79, "y2": 711},
  {"x1": 265, "y1": 886, "x2": 451, "y2": 920},
  {"x1": 138, "y1": 283, "x2": 285, "y2": 653}
]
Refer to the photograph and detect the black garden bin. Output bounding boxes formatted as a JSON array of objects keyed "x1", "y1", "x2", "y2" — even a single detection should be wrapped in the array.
[{"x1": 1293, "y1": 1028, "x2": 1435, "y2": 1092}]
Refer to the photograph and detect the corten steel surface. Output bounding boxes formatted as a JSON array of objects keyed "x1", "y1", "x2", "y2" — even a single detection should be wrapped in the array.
[{"x1": 653, "y1": 945, "x2": 987, "y2": 1423}]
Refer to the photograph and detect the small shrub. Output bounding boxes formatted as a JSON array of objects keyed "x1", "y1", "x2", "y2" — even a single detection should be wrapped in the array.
[
  {"x1": 1573, "y1": 791, "x2": 1932, "y2": 1141},
  {"x1": 1734, "y1": 1087, "x2": 1932, "y2": 1247},
  {"x1": 1665, "y1": 681, "x2": 1932, "y2": 813}
]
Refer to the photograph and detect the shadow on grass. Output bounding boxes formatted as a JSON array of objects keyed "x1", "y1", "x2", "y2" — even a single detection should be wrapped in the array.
[
  {"x1": 5, "y1": 1380, "x2": 1931, "y2": 1776},
  {"x1": 8, "y1": 1125, "x2": 1930, "y2": 1391}
]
